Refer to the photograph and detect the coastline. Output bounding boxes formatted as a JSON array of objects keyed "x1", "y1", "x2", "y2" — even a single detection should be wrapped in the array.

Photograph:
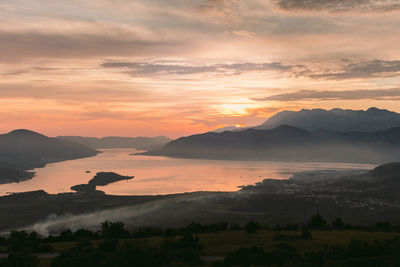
[{"x1": 2, "y1": 164, "x2": 400, "y2": 234}]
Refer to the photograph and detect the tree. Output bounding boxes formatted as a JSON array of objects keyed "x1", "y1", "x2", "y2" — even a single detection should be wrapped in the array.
[
  {"x1": 307, "y1": 211, "x2": 327, "y2": 229},
  {"x1": 245, "y1": 221, "x2": 260, "y2": 233},
  {"x1": 74, "y1": 229, "x2": 98, "y2": 240},
  {"x1": 1, "y1": 252, "x2": 38, "y2": 267},
  {"x1": 59, "y1": 229, "x2": 74, "y2": 241},
  {"x1": 7, "y1": 231, "x2": 29, "y2": 252},
  {"x1": 332, "y1": 217, "x2": 345, "y2": 229},
  {"x1": 101, "y1": 221, "x2": 129, "y2": 239},
  {"x1": 51, "y1": 242, "x2": 97, "y2": 267}
]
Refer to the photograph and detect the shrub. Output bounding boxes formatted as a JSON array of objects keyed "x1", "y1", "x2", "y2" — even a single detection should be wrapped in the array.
[{"x1": 245, "y1": 221, "x2": 260, "y2": 234}]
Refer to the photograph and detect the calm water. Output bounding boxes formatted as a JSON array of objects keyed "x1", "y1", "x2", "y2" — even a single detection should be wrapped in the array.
[{"x1": 0, "y1": 149, "x2": 375, "y2": 196}]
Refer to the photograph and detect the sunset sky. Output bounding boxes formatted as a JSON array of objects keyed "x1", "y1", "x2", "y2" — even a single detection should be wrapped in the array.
[{"x1": 1, "y1": 0, "x2": 400, "y2": 138}]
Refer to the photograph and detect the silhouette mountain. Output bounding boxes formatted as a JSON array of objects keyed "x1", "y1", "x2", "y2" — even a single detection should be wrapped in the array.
[
  {"x1": 142, "y1": 125, "x2": 400, "y2": 163},
  {"x1": 257, "y1": 107, "x2": 400, "y2": 132},
  {"x1": 211, "y1": 125, "x2": 248, "y2": 133},
  {"x1": 57, "y1": 136, "x2": 171, "y2": 150},
  {"x1": 0, "y1": 129, "x2": 99, "y2": 184},
  {"x1": 8, "y1": 129, "x2": 48, "y2": 137},
  {"x1": 369, "y1": 162, "x2": 400, "y2": 178}
]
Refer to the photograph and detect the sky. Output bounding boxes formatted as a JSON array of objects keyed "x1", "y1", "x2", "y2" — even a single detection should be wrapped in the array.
[{"x1": 1, "y1": 0, "x2": 400, "y2": 138}]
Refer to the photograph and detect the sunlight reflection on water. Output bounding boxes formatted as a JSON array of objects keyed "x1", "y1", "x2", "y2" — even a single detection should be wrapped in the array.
[{"x1": 0, "y1": 149, "x2": 375, "y2": 196}]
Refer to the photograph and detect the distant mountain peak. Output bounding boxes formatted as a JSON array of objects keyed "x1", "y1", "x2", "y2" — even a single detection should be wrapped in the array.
[
  {"x1": 366, "y1": 107, "x2": 395, "y2": 115},
  {"x1": 7, "y1": 129, "x2": 46, "y2": 138},
  {"x1": 257, "y1": 107, "x2": 400, "y2": 132},
  {"x1": 211, "y1": 125, "x2": 248, "y2": 133},
  {"x1": 367, "y1": 107, "x2": 380, "y2": 112}
]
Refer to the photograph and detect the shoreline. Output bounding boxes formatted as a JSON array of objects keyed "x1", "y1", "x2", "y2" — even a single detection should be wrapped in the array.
[
  {"x1": 1, "y1": 164, "x2": 400, "y2": 234},
  {"x1": 0, "y1": 149, "x2": 374, "y2": 196}
]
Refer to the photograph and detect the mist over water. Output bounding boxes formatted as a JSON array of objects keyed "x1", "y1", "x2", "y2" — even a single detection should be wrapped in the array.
[
  {"x1": 0, "y1": 149, "x2": 374, "y2": 196},
  {"x1": 29, "y1": 193, "x2": 217, "y2": 235}
]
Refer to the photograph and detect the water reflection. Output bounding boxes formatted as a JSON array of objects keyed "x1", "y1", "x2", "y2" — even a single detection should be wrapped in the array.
[{"x1": 0, "y1": 149, "x2": 375, "y2": 196}]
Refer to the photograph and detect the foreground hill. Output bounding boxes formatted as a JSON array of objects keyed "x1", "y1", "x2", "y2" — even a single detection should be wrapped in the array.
[
  {"x1": 57, "y1": 135, "x2": 171, "y2": 150},
  {"x1": 0, "y1": 129, "x2": 100, "y2": 184},
  {"x1": 257, "y1": 107, "x2": 400, "y2": 132},
  {"x1": 142, "y1": 125, "x2": 400, "y2": 163}
]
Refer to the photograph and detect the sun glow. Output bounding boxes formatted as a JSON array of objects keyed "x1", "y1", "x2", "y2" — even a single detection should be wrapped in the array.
[{"x1": 219, "y1": 104, "x2": 250, "y2": 116}]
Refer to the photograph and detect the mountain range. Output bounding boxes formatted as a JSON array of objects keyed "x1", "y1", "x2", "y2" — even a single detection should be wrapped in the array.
[
  {"x1": 257, "y1": 107, "x2": 400, "y2": 132},
  {"x1": 142, "y1": 124, "x2": 400, "y2": 163},
  {"x1": 0, "y1": 129, "x2": 99, "y2": 184},
  {"x1": 140, "y1": 107, "x2": 400, "y2": 163},
  {"x1": 57, "y1": 136, "x2": 171, "y2": 150}
]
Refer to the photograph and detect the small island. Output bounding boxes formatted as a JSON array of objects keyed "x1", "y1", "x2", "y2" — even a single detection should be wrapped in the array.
[{"x1": 71, "y1": 172, "x2": 134, "y2": 192}]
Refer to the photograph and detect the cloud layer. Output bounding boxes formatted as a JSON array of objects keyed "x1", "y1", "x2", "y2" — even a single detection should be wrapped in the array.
[
  {"x1": 101, "y1": 60, "x2": 298, "y2": 76},
  {"x1": 310, "y1": 60, "x2": 400, "y2": 80},
  {"x1": 257, "y1": 88, "x2": 400, "y2": 101},
  {"x1": 276, "y1": 0, "x2": 400, "y2": 12},
  {"x1": 0, "y1": 0, "x2": 400, "y2": 137}
]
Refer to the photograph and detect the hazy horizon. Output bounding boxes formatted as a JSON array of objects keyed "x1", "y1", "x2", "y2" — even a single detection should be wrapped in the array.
[{"x1": 1, "y1": 106, "x2": 399, "y2": 138}]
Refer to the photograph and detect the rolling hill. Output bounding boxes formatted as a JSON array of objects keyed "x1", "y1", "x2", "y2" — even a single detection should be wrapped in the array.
[{"x1": 0, "y1": 129, "x2": 100, "y2": 184}]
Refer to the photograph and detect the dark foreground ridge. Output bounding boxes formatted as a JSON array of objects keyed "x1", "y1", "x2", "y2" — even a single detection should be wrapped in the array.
[
  {"x1": 1, "y1": 163, "x2": 400, "y2": 233},
  {"x1": 0, "y1": 129, "x2": 100, "y2": 185},
  {"x1": 71, "y1": 172, "x2": 134, "y2": 192},
  {"x1": 369, "y1": 162, "x2": 400, "y2": 178}
]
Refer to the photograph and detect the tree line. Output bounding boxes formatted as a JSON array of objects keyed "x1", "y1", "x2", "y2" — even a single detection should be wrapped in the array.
[{"x1": 1, "y1": 212, "x2": 400, "y2": 266}]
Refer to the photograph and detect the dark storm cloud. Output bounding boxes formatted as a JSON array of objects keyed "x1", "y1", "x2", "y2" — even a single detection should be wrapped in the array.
[
  {"x1": 310, "y1": 60, "x2": 400, "y2": 80},
  {"x1": 276, "y1": 0, "x2": 400, "y2": 12},
  {"x1": 255, "y1": 88, "x2": 400, "y2": 101},
  {"x1": 101, "y1": 61, "x2": 299, "y2": 76}
]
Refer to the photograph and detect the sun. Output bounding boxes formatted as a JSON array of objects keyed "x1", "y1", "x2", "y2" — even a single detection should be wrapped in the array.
[{"x1": 219, "y1": 104, "x2": 249, "y2": 117}]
